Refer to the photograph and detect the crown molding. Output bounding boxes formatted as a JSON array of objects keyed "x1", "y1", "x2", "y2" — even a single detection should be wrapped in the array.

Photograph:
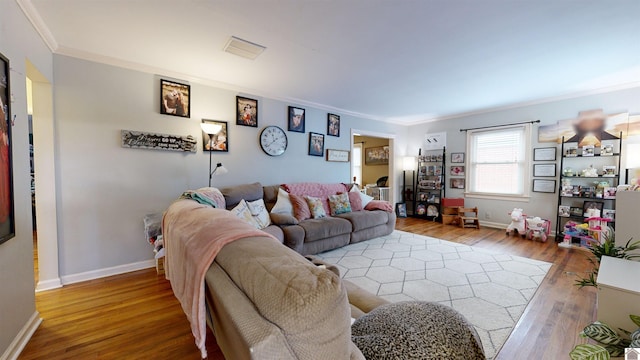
[
  {"x1": 404, "y1": 81, "x2": 640, "y2": 126},
  {"x1": 16, "y1": 0, "x2": 58, "y2": 52}
]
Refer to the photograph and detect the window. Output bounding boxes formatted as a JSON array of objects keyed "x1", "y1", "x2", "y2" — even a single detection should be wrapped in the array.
[
  {"x1": 467, "y1": 124, "x2": 531, "y2": 199},
  {"x1": 352, "y1": 143, "x2": 362, "y2": 186}
]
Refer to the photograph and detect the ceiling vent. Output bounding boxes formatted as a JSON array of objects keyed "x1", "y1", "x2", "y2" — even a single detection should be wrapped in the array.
[{"x1": 223, "y1": 36, "x2": 266, "y2": 60}]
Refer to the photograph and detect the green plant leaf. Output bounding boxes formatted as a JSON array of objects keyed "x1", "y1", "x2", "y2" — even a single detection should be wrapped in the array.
[
  {"x1": 569, "y1": 344, "x2": 610, "y2": 360},
  {"x1": 631, "y1": 314, "x2": 640, "y2": 328},
  {"x1": 583, "y1": 322, "x2": 624, "y2": 346},
  {"x1": 603, "y1": 345, "x2": 625, "y2": 357}
]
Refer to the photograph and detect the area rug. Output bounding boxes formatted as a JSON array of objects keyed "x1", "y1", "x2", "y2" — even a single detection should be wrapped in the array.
[{"x1": 316, "y1": 230, "x2": 552, "y2": 359}]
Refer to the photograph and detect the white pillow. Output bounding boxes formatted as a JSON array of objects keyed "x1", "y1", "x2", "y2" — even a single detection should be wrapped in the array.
[
  {"x1": 270, "y1": 188, "x2": 294, "y2": 215},
  {"x1": 351, "y1": 184, "x2": 374, "y2": 208},
  {"x1": 247, "y1": 199, "x2": 272, "y2": 229},
  {"x1": 231, "y1": 200, "x2": 261, "y2": 229}
]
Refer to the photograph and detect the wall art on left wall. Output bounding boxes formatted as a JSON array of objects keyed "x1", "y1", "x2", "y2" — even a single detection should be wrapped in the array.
[{"x1": 0, "y1": 51, "x2": 15, "y2": 244}]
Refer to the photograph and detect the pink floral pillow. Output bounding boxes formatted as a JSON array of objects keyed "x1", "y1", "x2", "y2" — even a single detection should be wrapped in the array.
[
  {"x1": 328, "y1": 193, "x2": 352, "y2": 216},
  {"x1": 304, "y1": 195, "x2": 327, "y2": 219},
  {"x1": 289, "y1": 194, "x2": 311, "y2": 221}
]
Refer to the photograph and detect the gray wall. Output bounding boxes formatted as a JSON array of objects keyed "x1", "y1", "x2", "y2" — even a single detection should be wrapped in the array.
[
  {"x1": 53, "y1": 55, "x2": 404, "y2": 277},
  {"x1": 0, "y1": 0, "x2": 52, "y2": 355},
  {"x1": 407, "y1": 86, "x2": 640, "y2": 231}
]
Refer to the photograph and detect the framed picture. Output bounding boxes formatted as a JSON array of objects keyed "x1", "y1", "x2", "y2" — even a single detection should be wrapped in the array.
[
  {"x1": 396, "y1": 203, "x2": 407, "y2": 218},
  {"x1": 160, "y1": 79, "x2": 190, "y2": 117},
  {"x1": 0, "y1": 52, "x2": 15, "y2": 245},
  {"x1": 533, "y1": 164, "x2": 556, "y2": 177},
  {"x1": 533, "y1": 147, "x2": 557, "y2": 161},
  {"x1": 365, "y1": 146, "x2": 389, "y2": 165},
  {"x1": 202, "y1": 119, "x2": 228, "y2": 152},
  {"x1": 326, "y1": 149, "x2": 349, "y2": 162},
  {"x1": 532, "y1": 179, "x2": 556, "y2": 193},
  {"x1": 451, "y1": 152, "x2": 464, "y2": 163},
  {"x1": 450, "y1": 166, "x2": 465, "y2": 176},
  {"x1": 558, "y1": 205, "x2": 570, "y2": 217},
  {"x1": 236, "y1": 96, "x2": 258, "y2": 127},
  {"x1": 450, "y1": 178, "x2": 465, "y2": 189},
  {"x1": 308, "y1": 132, "x2": 324, "y2": 156},
  {"x1": 327, "y1": 113, "x2": 340, "y2": 137},
  {"x1": 288, "y1": 106, "x2": 305, "y2": 132},
  {"x1": 583, "y1": 201, "x2": 604, "y2": 217},
  {"x1": 570, "y1": 207, "x2": 583, "y2": 217}
]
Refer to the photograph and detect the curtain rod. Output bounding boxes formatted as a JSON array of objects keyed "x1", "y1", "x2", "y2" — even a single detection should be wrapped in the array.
[{"x1": 460, "y1": 120, "x2": 540, "y2": 132}]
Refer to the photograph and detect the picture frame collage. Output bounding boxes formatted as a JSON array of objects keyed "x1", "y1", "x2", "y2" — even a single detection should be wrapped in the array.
[
  {"x1": 449, "y1": 152, "x2": 465, "y2": 189},
  {"x1": 532, "y1": 147, "x2": 557, "y2": 193},
  {"x1": 157, "y1": 78, "x2": 348, "y2": 160}
]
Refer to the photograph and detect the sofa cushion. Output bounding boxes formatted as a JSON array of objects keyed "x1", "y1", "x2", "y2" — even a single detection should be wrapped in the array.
[
  {"x1": 222, "y1": 182, "x2": 264, "y2": 210},
  {"x1": 271, "y1": 188, "x2": 294, "y2": 215},
  {"x1": 346, "y1": 192, "x2": 363, "y2": 211},
  {"x1": 214, "y1": 236, "x2": 355, "y2": 359},
  {"x1": 231, "y1": 200, "x2": 261, "y2": 229},
  {"x1": 289, "y1": 194, "x2": 311, "y2": 221},
  {"x1": 305, "y1": 196, "x2": 327, "y2": 219},
  {"x1": 328, "y1": 193, "x2": 352, "y2": 216},
  {"x1": 247, "y1": 199, "x2": 272, "y2": 229},
  {"x1": 299, "y1": 217, "x2": 352, "y2": 242},
  {"x1": 262, "y1": 185, "x2": 280, "y2": 212},
  {"x1": 336, "y1": 210, "x2": 389, "y2": 232}
]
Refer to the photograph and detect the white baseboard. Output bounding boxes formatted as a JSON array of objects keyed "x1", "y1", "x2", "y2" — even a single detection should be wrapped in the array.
[
  {"x1": 479, "y1": 220, "x2": 508, "y2": 229},
  {"x1": 0, "y1": 311, "x2": 42, "y2": 360},
  {"x1": 35, "y1": 278, "x2": 62, "y2": 292},
  {"x1": 60, "y1": 259, "x2": 155, "y2": 285}
]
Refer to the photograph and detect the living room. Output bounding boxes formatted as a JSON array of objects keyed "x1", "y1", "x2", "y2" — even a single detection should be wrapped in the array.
[{"x1": 2, "y1": 1, "x2": 640, "y2": 359}]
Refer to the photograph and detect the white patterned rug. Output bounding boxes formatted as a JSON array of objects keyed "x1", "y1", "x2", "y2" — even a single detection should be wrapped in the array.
[{"x1": 316, "y1": 230, "x2": 552, "y2": 359}]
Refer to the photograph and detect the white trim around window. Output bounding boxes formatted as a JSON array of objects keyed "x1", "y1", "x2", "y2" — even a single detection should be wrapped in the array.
[{"x1": 465, "y1": 123, "x2": 532, "y2": 201}]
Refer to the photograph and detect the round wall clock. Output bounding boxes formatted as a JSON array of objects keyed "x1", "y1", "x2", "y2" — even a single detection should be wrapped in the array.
[{"x1": 259, "y1": 126, "x2": 288, "y2": 156}]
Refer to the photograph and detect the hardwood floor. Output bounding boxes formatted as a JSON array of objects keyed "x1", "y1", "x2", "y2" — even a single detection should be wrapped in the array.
[{"x1": 20, "y1": 218, "x2": 597, "y2": 359}]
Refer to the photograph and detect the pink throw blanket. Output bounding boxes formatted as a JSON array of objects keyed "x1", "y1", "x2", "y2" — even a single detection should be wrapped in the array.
[{"x1": 163, "y1": 199, "x2": 275, "y2": 358}]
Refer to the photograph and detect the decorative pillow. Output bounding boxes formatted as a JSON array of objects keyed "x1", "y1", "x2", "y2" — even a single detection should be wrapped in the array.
[
  {"x1": 247, "y1": 199, "x2": 272, "y2": 229},
  {"x1": 196, "y1": 187, "x2": 226, "y2": 209},
  {"x1": 328, "y1": 193, "x2": 352, "y2": 216},
  {"x1": 358, "y1": 190, "x2": 374, "y2": 208},
  {"x1": 271, "y1": 188, "x2": 294, "y2": 215},
  {"x1": 344, "y1": 192, "x2": 363, "y2": 211},
  {"x1": 364, "y1": 200, "x2": 394, "y2": 213},
  {"x1": 269, "y1": 213, "x2": 299, "y2": 225},
  {"x1": 289, "y1": 194, "x2": 311, "y2": 221},
  {"x1": 305, "y1": 195, "x2": 327, "y2": 219},
  {"x1": 231, "y1": 199, "x2": 261, "y2": 228}
]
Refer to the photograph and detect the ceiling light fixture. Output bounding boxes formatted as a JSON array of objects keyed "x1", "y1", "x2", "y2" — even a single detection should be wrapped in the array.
[{"x1": 223, "y1": 36, "x2": 266, "y2": 60}]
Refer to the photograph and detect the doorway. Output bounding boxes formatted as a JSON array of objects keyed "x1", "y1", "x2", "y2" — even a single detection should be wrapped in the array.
[
  {"x1": 351, "y1": 129, "x2": 396, "y2": 205},
  {"x1": 26, "y1": 60, "x2": 61, "y2": 291}
]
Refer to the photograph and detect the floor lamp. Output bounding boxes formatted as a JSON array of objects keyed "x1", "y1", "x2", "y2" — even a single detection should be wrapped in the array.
[{"x1": 200, "y1": 123, "x2": 228, "y2": 187}]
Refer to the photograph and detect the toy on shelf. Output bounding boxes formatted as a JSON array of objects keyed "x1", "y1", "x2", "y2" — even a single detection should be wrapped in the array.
[
  {"x1": 506, "y1": 208, "x2": 526, "y2": 237},
  {"x1": 525, "y1": 217, "x2": 550, "y2": 242}
]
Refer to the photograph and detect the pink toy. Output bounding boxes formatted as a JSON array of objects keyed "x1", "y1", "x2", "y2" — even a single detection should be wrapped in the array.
[{"x1": 525, "y1": 217, "x2": 550, "y2": 242}]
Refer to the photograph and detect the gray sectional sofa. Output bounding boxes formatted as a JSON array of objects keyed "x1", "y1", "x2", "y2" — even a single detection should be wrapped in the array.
[{"x1": 219, "y1": 182, "x2": 396, "y2": 255}]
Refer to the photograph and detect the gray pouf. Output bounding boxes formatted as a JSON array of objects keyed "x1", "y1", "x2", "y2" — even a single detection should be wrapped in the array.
[{"x1": 351, "y1": 301, "x2": 485, "y2": 360}]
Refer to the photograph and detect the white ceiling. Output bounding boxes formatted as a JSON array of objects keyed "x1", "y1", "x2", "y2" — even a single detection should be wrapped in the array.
[{"x1": 22, "y1": 0, "x2": 640, "y2": 124}]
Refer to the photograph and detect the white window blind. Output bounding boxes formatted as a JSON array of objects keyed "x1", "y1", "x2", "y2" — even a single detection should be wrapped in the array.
[
  {"x1": 467, "y1": 124, "x2": 531, "y2": 197},
  {"x1": 352, "y1": 143, "x2": 363, "y2": 186}
]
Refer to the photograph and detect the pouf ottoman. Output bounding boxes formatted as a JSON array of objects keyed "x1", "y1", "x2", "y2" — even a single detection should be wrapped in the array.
[{"x1": 351, "y1": 301, "x2": 485, "y2": 359}]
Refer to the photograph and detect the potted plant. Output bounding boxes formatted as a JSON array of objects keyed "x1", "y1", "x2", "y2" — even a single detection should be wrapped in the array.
[
  {"x1": 570, "y1": 314, "x2": 640, "y2": 359},
  {"x1": 575, "y1": 228, "x2": 640, "y2": 288}
]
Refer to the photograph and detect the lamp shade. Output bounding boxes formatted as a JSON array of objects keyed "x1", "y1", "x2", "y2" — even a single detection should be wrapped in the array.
[
  {"x1": 201, "y1": 122, "x2": 222, "y2": 135},
  {"x1": 403, "y1": 156, "x2": 415, "y2": 171}
]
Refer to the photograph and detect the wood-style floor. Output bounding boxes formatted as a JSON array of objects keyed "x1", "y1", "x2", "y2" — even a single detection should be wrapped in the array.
[{"x1": 19, "y1": 218, "x2": 597, "y2": 359}]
